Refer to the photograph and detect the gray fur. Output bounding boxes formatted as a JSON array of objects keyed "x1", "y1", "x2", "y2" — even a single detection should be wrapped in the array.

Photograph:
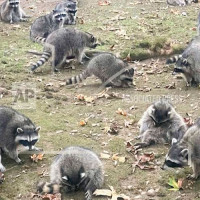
[
  {"x1": 30, "y1": 28, "x2": 97, "y2": 72},
  {"x1": 167, "y1": 0, "x2": 197, "y2": 6},
  {"x1": 30, "y1": 9, "x2": 67, "y2": 43},
  {"x1": 0, "y1": 106, "x2": 40, "y2": 172},
  {"x1": 167, "y1": 36, "x2": 200, "y2": 86},
  {"x1": 66, "y1": 53, "x2": 134, "y2": 87},
  {"x1": 0, "y1": 0, "x2": 29, "y2": 23},
  {"x1": 135, "y1": 100, "x2": 187, "y2": 149},
  {"x1": 55, "y1": 0, "x2": 77, "y2": 25},
  {"x1": 38, "y1": 146, "x2": 104, "y2": 200}
]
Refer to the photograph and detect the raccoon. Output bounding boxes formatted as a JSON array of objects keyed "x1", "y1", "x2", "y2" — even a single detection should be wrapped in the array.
[
  {"x1": 37, "y1": 146, "x2": 104, "y2": 200},
  {"x1": 66, "y1": 53, "x2": 134, "y2": 87},
  {"x1": 30, "y1": 9, "x2": 67, "y2": 43},
  {"x1": 55, "y1": 0, "x2": 77, "y2": 25},
  {"x1": 0, "y1": 0, "x2": 30, "y2": 23},
  {"x1": 167, "y1": 0, "x2": 198, "y2": 6},
  {"x1": 30, "y1": 28, "x2": 97, "y2": 72},
  {"x1": 0, "y1": 106, "x2": 40, "y2": 172},
  {"x1": 197, "y1": 11, "x2": 200, "y2": 36},
  {"x1": 134, "y1": 100, "x2": 187, "y2": 149},
  {"x1": 163, "y1": 118, "x2": 200, "y2": 179},
  {"x1": 166, "y1": 36, "x2": 200, "y2": 86}
]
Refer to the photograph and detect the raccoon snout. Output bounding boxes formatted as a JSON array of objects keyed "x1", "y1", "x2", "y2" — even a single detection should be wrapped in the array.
[
  {"x1": 160, "y1": 163, "x2": 168, "y2": 170},
  {"x1": 91, "y1": 43, "x2": 98, "y2": 48}
]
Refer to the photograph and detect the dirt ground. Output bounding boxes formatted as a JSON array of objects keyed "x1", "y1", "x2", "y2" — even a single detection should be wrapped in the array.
[{"x1": 0, "y1": 0, "x2": 200, "y2": 200}]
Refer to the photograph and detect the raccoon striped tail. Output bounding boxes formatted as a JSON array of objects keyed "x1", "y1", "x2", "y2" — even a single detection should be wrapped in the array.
[
  {"x1": 66, "y1": 70, "x2": 90, "y2": 85},
  {"x1": 31, "y1": 51, "x2": 51, "y2": 71},
  {"x1": 33, "y1": 36, "x2": 46, "y2": 44},
  {"x1": 37, "y1": 181, "x2": 61, "y2": 194},
  {"x1": 166, "y1": 55, "x2": 182, "y2": 64}
]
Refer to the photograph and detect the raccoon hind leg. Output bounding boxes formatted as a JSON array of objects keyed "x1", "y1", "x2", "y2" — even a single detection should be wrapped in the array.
[
  {"x1": 0, "y1": 149, "x2": 6, "y2": 172},
  {"x1": 52, "y1": 50, "x2": 65, "y2": 72}
]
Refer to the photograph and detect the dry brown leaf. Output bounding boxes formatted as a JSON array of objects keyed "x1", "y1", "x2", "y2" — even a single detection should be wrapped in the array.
[
  {"x1": 100, "y1": 153, "x2": 111, "y2": 159},
  {"x1": 93, "y1": 189, "x2": 112, "y2": 196},
  {"x1": 112, "y1": 154, "x2": 126, "y2": 163},
  {"x1": 104, "y1": 122, "x2": 119, "y2": 135},
  {"x1": 42, "y1": 193, "x2": 61, "y2": 200},
  {"x1": 165, "y1": 82, "x2": 176, "y2": 89},
  {"x1": 98, "y1": 0, "x2": 111, "y2": 6},
  {"x1": 80, "y1": 120, "x2": 87, "y2": 126},
  {"x1": 134, "y1": 152, "x2": 156, "y2": 170},
  {"x1": 126, "y1": 141, "x2": 136, "y2": 154},
  {"x1": 116, "y1": 108, "x2": 127, "y2": 116},
  {"x1": 184, "y1": 117, "x2": 194, "y2": 127},
  {"x1": 94, "y1": 186, "x2": 130, "y2": 200},
  {"x1": 31, "y1": 154, "x2": 44, "y2": 163}
]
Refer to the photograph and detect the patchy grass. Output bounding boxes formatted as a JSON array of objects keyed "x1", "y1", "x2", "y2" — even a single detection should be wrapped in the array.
[{"x1": 0, "y1": 0, "x2": 200, "y2": 200}]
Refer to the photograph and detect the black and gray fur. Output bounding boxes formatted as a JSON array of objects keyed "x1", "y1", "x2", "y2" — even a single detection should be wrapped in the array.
[
  {"x1": 134, "y1": 100, "x2": 187, "y2": 149},
  {"x1": 0, "y1": 106, "x2": 40, "y2": 172},
  {"x1": 66, "y1": 53, "x2": 134, "y2": 87},
  {"x1": 30, "y1": 9, "x2": 67, "y2": 43},
  {"x1": 0, "y1": 0, "x2": 30, "y2": 23},
  {"x1": 166, "y1": 36, "x2": 200, "y2": 86},
  {"x1": 37, "y1": 146, "x2": 104, "y2": 200},
  {"x1": 167, "y1": 0, "x2": 198, "y2": 6},
  {"x1": 197, "y1": 11, "x2": 200, "y2": 36},
  {"x1": 55, "y1": 0, "x2": 77, "y2": 25},
  {"x1": 163, "y1": 118, "x2": 200, "y2": 179},
  {"x1": 30, "y1": 28, "x2": 97, "y2": 72}
]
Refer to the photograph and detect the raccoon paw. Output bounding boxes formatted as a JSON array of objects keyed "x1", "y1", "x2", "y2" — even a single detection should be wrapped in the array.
[
  {"x1": 85, "y1": 190, "x2": 92, "y2": 200},
  {"x1": 16, "y1": 158, "x2": 24, "y2": 165},
  {"x1": 20, "y1": 18, "x2": 28, "y2": 22},
  {"x1": 0, "y1": 164, "x2": 6, "y2": 172},
  {"x1": 134, "y1": 142, "x2": 149, "y2": 150},
  {"x1": 187, "y1": 174, "x2": 198, "y2": 180}
]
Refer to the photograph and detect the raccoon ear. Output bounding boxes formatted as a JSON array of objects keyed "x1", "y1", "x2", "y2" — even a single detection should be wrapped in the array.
[
  {"x1": 35, "y1": 127, "x2": 41, "y2": 132},
  {"x1": 151, "y1": 107, "x2": 155, "y2": 114},
  {"x1": 171, "y1": 138, "x2": 178, "y2": 145},
  {"x1": 80, "y1": 172, "x2": 86, "y2": 178},
  {"x1": 62, "y1": 176, "x2": 68, "y2": 181},
  {"x1": 168, "y1": 111, "x2": 171, "y2": 116},
  {"x1": 17, "y1": 128, "x2": 23, "y2": 134},
  {"x1": 180, "y1": 149, "x2": 188, "y2": 158}
]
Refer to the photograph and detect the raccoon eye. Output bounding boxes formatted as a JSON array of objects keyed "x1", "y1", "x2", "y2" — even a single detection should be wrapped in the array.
[{"x1": 91, "y1": 36, "x2": 95, "y2": 42}]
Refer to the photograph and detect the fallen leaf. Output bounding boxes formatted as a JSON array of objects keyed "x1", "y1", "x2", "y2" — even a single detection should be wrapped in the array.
[
  {"x1": 134, "y1": 152, "x2": 156, "y2": 170},
  {"x1": 126, "y1": 141, "x2": 136, "y2": 154},
  {"x1": 31, "y1": 154, "x2": 44, "y2": 163},
  {"x1": 104, "y1": 122, "x2": 119, "y2": 135},
  {"x1": 167, "y1": 177, "x2": 182, "y2": 191},
  {"x1": 112, "y1": 154, "x2": 126, "y2": 163},
  {"x1": 98, "y1": 0, "x2": 111, "y2": 6},
  {"x1": 116, "y1": 108, "x2": 127, "y2": 116},
  {"x1": 93, "y1": 189, "x2": 112, "y2": 196},
  {"x1": 94, "y1": 186, "x2": 130, "y2": 200},
  {"x1": 80, "y1": 120, "x2": 87, "y2": 126},
  {"x1": 100, "y1": 153, "x2": 111, "y2": 159},
  {"x1": 184, "y1": 117, "x2": 194, "y2": 127}
]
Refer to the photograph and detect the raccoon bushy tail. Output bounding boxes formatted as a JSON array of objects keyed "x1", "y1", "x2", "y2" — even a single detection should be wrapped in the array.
[
  {"x1": 166, "y1": 55, "x2": 182, "y2": 64},
  {"x1": 66, "y1": 69, "x2": 90, "y2": 85},
  {"x1": 37, "y1": 181, "x2": 61, "y2": 194},
  {"x1": 33, "y1": 36, "x2": 46, "y2": 44},
  {"x1": 31, "y1": 51, "x2": 51, "y2": 71}
]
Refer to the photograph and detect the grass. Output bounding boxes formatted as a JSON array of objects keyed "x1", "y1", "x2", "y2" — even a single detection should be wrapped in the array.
[{"x1": 0, "y1": 0, "x2": 200, "y2": 199}]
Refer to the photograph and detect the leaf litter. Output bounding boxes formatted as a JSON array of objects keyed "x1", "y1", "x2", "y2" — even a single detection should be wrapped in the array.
[{"x1": 94, "y1": 186, "x2": 130, "y2": 200}]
